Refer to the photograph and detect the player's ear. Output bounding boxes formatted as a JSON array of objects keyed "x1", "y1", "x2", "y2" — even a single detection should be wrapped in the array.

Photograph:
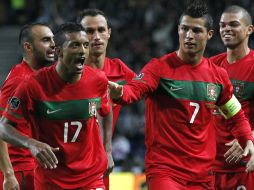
[
  {"x1": 55, "y1": 47, "x2": 63, "y2": 58},
  {"x1": 108, "y1": 28, "x2": 111, "y2": 39},
  {"x1": 23, "y1": 42, "x2": 33, "y2": 52},
  {"x1": 207, "y1": 29, "x2": 214, "y2": 40},
  {"x1": 247, "y1": 24, "x2": 254, "y2": 35}
]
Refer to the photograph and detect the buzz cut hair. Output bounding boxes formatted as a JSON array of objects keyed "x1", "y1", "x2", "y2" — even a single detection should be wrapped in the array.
[
  {"x1": 223, "y1": 5, "x2": 252, "y2": 26},
  {"x1": 18, "y1": 22, "x2": 49, "y2": 53},
  {"x1": 53, "y1": 22, "x2": 85, "y2": 48},
  {"x1": 179, "y1": 0, "x2": 213, "y2": 31},
  {"x1": 76, "y1": 8, "x2": 110, "y2": 28}
]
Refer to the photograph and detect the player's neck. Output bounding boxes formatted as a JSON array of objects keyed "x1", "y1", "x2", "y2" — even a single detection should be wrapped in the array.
[
  {"x1": 24, "y1": 57, "x2": 43, "y2": 71},
  {"x1": 177, "y1": 50, "x2": 203, "y2": 66},
  {"x1": 56, "y1": 62, "x2": 82, "y2": 84},
  {"x1": 227, "y1": 45, "x2": 250, "y2": 64},
  {"x1": 86, "y1": 54, "x2": 105, "y2": 69}
]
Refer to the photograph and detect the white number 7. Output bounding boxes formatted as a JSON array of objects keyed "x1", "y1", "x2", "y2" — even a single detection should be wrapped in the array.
[
  {"x1": 64, "y1": 121, "x2": 82, "y2": 143},
  {"x1": 189, "y1": 102, "x2": 200, "y2": 123}
]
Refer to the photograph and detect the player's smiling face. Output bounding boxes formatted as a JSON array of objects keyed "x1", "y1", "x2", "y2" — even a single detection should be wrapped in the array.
[
  {"x1": 81, "y1": 15, "x2": 111, "y2": 56},
  {"x1": 219, "y1": 12, "x2": 253, "y2": 49},
  {"x1": 178, "y1": 15, "x2": 213, "y2": 55},
  {"x1": 61, "y1": 31, "x2": 89, "y2": 75}
]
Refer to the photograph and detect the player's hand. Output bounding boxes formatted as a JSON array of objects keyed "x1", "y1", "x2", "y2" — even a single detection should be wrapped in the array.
[
  {"x1": 3, "y1": 173, "x2": 20, "y2": 190},
  {"x1": 108, "y1": 81, "x2": 123, "y2": 100},
  {"x1": 242, "y1": 140, "x2": 254, "y2": 173},
  {"x1": 27, "y1": 138, "x2": 59, "y2": 169},
  {"x1": 104, "y1": 152, "x2": 114, "y2": 177},
  {"x1": 224, "y1": 139, "x2": 244, "y2": 164}
]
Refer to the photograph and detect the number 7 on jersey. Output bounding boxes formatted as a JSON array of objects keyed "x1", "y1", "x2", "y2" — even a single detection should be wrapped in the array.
[{"x1": 189, "y1": 102, "x2": 200, "y2": 123}]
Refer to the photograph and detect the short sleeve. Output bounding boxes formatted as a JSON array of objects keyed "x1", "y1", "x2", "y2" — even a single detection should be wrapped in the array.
[{"x1": 2, "y1": 79, "x2": 33, "y2": 124}]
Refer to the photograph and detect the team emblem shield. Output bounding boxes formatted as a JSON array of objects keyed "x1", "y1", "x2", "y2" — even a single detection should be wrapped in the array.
[
  {"x1": 207, "y1": 83, "x2": 218, "y2": 101},
  {"x1": 232, "y1": 81, "x2": 244, "y2": 98},
  {"x1": 89, "y1": 102, "x2": 97, "y2": 117}
]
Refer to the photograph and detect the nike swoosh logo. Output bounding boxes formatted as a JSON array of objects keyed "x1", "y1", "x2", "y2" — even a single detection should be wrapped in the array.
[
  {"x1": 170, "y1": 87, "x2": 183, "y2": 91},
  {"x1": 46, "y1": 109, "x2": 62, "y2": 114}
]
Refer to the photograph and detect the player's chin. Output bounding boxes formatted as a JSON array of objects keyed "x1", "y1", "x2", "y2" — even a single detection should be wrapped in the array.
[
  {"x1": 75, "y1": 69, "x2": 84, "y2": 74},
  {"x1": 184, "y1": 48, "x2": 196, "y2": 54},
  {"x1": 46, "y1": 58, "x2": 56, "y2": 64}
]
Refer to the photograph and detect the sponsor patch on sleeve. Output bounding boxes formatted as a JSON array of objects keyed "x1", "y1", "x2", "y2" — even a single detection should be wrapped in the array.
[
  {"x1": 133, "y1": 73, "x2": 144, "y2": 80},
  {"x1": 9, "y1": 97, "x2": 20, "y2": 110}
]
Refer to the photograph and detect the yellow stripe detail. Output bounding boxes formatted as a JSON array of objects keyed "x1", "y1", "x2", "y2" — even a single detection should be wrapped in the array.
[{"x1": 219, "y1": 95, "x2": 241, "y2": 119}]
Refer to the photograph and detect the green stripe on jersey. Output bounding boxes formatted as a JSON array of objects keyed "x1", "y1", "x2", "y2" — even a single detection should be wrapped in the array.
[
  {"x1": 231, "y1": 79, "x2": 254, "y2": 100},
  {"x1": 116, "y1": 80, "x2": 126, "y2": 85},
  {"x1": 35, "y1": 98, "x2": 101, "y2": 120},
  {"x1": 0, "y1": 106, "x2": 23, "y2": 119},
  {"x1": 156, "y1": 78, "x2": 223, "y2": 102}
]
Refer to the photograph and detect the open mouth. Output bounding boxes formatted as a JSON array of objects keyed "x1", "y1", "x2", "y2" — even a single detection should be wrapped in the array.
[
  {"x1": 47, "y1": 50, "x2": 55, "y2": 58},
  {"x1": 77, "y1": 57, "x2": 85, "y2": 65},
  {"x1": 74, "y1": 57, "x2": 86, "y2": 70}
]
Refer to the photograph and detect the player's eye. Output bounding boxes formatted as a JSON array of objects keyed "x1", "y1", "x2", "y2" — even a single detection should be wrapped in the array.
[
  {"x1": 98, "y1": 27, "x2": 106, "y2": 33},
  {"x1": 70, "y1": 42, "x2": 80, "y2": 48},
  {"x1": 181, "y1": 26, "x2": 188, "y2": 32},
  {"x1": 83, "y1": 42, "x2": 89, "y2": 48},
  {"x1": 85, "y1": 28, "x2": 94, "y2": 34},
  {"x1": 192, "y1": 28, "x2": 203, "y2": 34}
]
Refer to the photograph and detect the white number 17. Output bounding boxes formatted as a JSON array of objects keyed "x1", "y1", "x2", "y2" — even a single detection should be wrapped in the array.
[
  {"x1": 64, "y1": 121, "x2": 82, "y2": 143},
  {"x1": 189, "y1": 102, "x2": 200, "y2": 123}
]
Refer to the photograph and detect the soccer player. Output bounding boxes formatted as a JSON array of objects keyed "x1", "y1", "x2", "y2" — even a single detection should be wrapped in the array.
[
  {"x1": 77, "y1": 9, "x2": 136, "y2": 189},
  {"x1": 0, "y1": 22, "x2": 111, "y2": 190},
  {"x1": 0, "y1": 22, "x2": 55, "y2": 190},
  {"x1": 210, "y1": 5, "x2": 254, "y2": 190},
  {"x1": 108, "y1": 1, "x2": 254, "y2": 190}
]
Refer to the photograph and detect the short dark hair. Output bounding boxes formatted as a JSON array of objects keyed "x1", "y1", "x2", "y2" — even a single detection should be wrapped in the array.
[
  {"x1": 54, "y1": 22, "x2": 85, "y2": 48},
  {"x1": 77, "y1": 8, "x2": 110, "y2": 28},
  {"x1": 179, "y1": 0, "x2": 213, "y2": 31},
  {"x1": 223, "y1": 5, "x2": 252, "y2": 26},
  {"x1": 19, "y1": 22, "x2": 49, "y2": 50}
]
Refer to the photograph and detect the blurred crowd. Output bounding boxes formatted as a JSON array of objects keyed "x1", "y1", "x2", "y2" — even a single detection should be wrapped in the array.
[{"x1": 0, "y1": 0, "x2": 254, "y2": 173}]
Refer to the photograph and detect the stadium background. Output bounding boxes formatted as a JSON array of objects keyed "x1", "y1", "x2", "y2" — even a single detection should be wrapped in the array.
[{"x1": 0, "y1": 0, "x2": 254, "y2": 189}]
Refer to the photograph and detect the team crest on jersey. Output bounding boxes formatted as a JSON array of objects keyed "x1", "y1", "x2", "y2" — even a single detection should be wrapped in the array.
[
  {"x1": 89, "y1": 102, "x2": 97, "y2": 117},
  {"x1": 9, "y1": 97, "x2": 20, "y2": 110},
  {"x1": 207, "y1": 83, "x2": 218, "y2": 101},
  {"x1": 232, "y1": 81, "x2": 244, "y2": 98}
]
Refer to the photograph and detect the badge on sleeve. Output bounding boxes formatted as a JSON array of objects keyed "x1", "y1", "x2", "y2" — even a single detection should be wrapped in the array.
[
  {"x1": 9, "y1": 97, "x2": 20, "y2": 110},
  {"x1": 134, "y1": 73, "x2": 144, "y2": 80}
]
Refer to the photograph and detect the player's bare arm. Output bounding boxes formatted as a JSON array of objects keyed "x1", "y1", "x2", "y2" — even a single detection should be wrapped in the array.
[
  {"x1": 0, "y1": 117, "x2": 59, "y2": 170},
  {"x1": 101, "y1": 106, "x2": 114, "y2": 176},
  {"x1": 0, "y1": 140, "x2": 19, "y2": 190}
]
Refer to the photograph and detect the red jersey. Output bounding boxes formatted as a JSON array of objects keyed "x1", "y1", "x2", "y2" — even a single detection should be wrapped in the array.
[
  {"x1": 101, "y1": 57, "x2": 136, "y2": 130},
  {"x1": 119, "y1": 52, "x2": 253, "y2": 182},
  {"x1": 0, "y1": 60, "x2": 35, "y2": 171},
  {"x1": 3, "y1": 65, "x2": 111, "y2": 189},
  {"x1": 210, "y1": 50, "x2": 254, "y2": 172}
]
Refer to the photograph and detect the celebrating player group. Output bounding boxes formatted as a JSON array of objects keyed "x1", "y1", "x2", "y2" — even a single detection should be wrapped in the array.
[{"x1": 0, "y1": 0, "x2": 254, "y2": 190}]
